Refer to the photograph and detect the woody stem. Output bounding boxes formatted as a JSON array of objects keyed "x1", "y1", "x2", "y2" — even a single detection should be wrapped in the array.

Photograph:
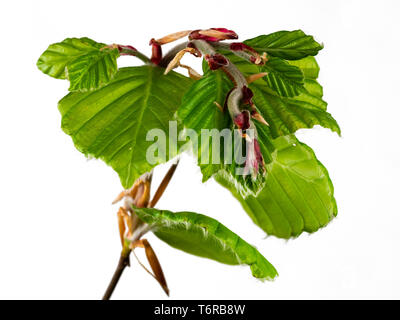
[{"x1": 102, "y1": 247, "x2": 130, "y2": 300}]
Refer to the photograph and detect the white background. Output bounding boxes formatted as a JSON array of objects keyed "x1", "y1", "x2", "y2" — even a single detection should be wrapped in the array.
[{"x1": 0, "y1": 0, "x2": 399, "y2": 299}]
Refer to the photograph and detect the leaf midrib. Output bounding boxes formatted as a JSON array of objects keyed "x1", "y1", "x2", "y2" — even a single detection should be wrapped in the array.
[{"x1": 125, "y1": 66, "x2": 154, "y2": 186}]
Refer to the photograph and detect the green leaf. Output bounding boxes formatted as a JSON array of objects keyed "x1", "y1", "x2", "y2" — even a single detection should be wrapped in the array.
[
  {"x1": 58, "y1": 66, "x2": 194, "y2": 189},
  {"x1": 287, "y1": 56, "x2": 320, "y2": 79},
  {"x1": 219, "y1": 121, "x2": 276, "y2": 198},
  {"x1": 261, "y1": 57, "x2": 305, "y2": 97},
  {"x1": 210, "y1": 52, "x2": 340, "y2": 137},
  {"x1": 207, "y1": 50, "x2": 305, "y2": 97},
  {"x1": 37, "y1": 37, "x2": 120, "y2": 91},
  {"x1": 178, "y1": 70, "x2": 274, "y2": 196},
  {"x1": 244, "y1": 30, "x2": 323, "y2": 60},
  {"x1": 251, "y1": 84, "x2": 340, "y2": 138},
  {"x1": 251, "y1": 55, "x2": 340, "y2": 137},
  {"x1": 37, "y1": 37, "x2": 107, "y2": 79},
  {"x1": 134, "y1": 207, "x2": 278, "y2": 280},
  {"x1": 216, "y1": 135, "x2": 337, "y2": 239},
  {"x1": 178, "y1": 69, "x2": 230, "y2": 179},
  {"x1": 287, "y1": 56, "x2": 323, "y2": 98},
  {"x1": 66, "y1": 48, "x2": 119, "y2": 91}
]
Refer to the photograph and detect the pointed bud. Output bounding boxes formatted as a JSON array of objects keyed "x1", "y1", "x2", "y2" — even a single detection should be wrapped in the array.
[
  {"x1": 251, "y1": 110, "x2": 269, "y2": 126},
  {"x1": 246, "y1": 72, "x2": 268, "y2": 84}
]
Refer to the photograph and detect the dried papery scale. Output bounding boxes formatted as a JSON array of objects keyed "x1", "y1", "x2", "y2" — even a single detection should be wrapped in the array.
[
  {"x1": 164, "y1": 47, "x2": 200, "y2": 75},
  {"x1": 131, "y1": 239, "x2": 169, "y2": 296},
  {"x1": 104, "y1": 162, "x2": 180, "y2": 299},
  {"x1": 178, "y1": 63, "x2": 202, "y2": 80}
]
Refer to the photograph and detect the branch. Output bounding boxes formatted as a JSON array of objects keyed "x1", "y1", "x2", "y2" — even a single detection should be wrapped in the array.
[{"x1": 102, "y1": 248, "x2": 130, "y2": 300}]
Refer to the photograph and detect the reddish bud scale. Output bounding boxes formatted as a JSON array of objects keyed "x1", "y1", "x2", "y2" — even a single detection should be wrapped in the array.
[
  {"x1": 229, "y1": 42, "x2": 256, "y2": 53},
  {"x1": 189, "y1": 28, "x2": 238, "y2": 42},
  {"x1": 244, "y1": 138, "x2": 264, "y2": 176},
  {"x1": 189, "y1": 30, "x2": 217, "y2": 42},
  {"x1": 117, "y1": 45, "x2": 137, "y2": 56},
  {"x1": 234, "y1": 111, "x2": 251, "y2": 130},
  {"x1": 118, "y1": 45, "x2": 137, "y2": 52},
  {"x1": 149, "y1": 38, "x2": 162, "y2": 65},
  {"x1": 205, "y1": 53, "x2": 228, "y2": 70},
  {"x1": 210, "y1": 28, "x2": 238, "y2": 39},
  {"x1": 241, "y1": 86, "x2": 254, "y2": 105},
  {"x1": 253, "y1": 139, "x2": 263, "y2": 164},
  {"x1": 187, "y1": 43, "x2": 202, "y2": 57}
]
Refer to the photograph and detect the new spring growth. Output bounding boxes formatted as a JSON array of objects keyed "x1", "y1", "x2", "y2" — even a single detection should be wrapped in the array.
[{"x1": 154, "y1": 27, "x2": 269, "y2": 180}]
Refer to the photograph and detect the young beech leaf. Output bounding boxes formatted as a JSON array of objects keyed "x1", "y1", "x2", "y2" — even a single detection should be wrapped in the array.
[
  {"x1": 178, "y1": 69, "x2": 230, "y2": 178},
  {"x1": 251, "y1": 84, "x2": 340, "y2": 138},
  {"x1": 207, "y1": 51, "x2": 305, "y2": 98},
  {"x1": 133, "y1": 207, "x2": 278, "y2": 280},
  {"x1": 261, "y1": 57, "x2": 305, "y2": 97},
  {"x1": 37, "y1": 37, "x2": 107, "y2": 79},
  {"x1": 244, "y1": 30, "x2": 323, "y2": 60},
  {"x1": 58, "y1": 66, "x2": 194, "y2": 189},
  {"x1": 37, "y1": 37, "x2": 119, "y2": 91},
  {"x1": 178, "y1": 69, "x2": 274, "y2": 196},
  {"x1": 287, "y1": 56, "x2": 323, "y2": 98},
  {"x1": 209, "y1": 52, "x2": 340, "y2": 138},
  {"x1": 215, "y1": 135, "x2": 337, "y2": 239},
  {"x1": 66, "y1": 48, "x2": 119, "y2": 92}
]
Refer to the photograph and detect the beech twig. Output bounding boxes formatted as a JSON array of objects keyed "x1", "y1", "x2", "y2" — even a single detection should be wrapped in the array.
[{"x1": 102, "y1": 160, "x2": 180, "y2": 300}]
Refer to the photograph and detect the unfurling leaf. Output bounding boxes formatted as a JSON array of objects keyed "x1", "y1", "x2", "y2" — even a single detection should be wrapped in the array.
[
  {"x1": 37, "y1": 37, "x2": 120, "y2": 91},
  {"x1": 216, "y1": 135, "x2": 337, "y2": 239},
  {"x1": 66, "y1": 48, "x2": 119, "y2": 91},
  {"x1": 134, "y1": 207, "x2": 278, "y2": 280},
  {"x1": 210, "y1": 50, "x2": 305, "y2": 97},
  {"x1": 251, "y1": 84, "x2": 340, "y2": 138},
  {"x1": 211, "y1": 51, "x2": 340, "y2": 137},
  {"x1": 261, "y1": 57, "x2": 305, "y2": 97},
  {"x1": 244, "y1": 30, "x2": 323, "y2": 60},
  {"x1": 58, "y1": 66, "x2": 194, "y2": 188}
]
